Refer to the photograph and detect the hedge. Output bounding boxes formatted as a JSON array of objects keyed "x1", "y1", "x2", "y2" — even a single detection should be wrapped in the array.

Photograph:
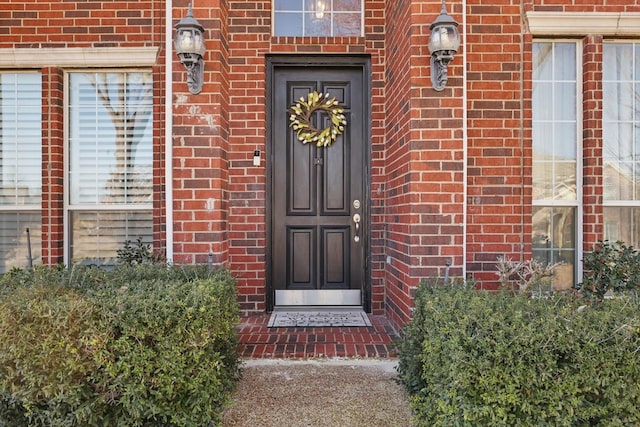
[
  {"x1": 397, "y1": 282, "x2": 640, "y2": 426},
  {"x1": 0, "y1": 265, "x2": 240, "y2": 427}
]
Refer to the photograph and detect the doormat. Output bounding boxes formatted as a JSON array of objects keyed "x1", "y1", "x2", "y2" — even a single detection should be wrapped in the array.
[{"x1": 268, "y1": 308, "x2": 372, "y2": 328}]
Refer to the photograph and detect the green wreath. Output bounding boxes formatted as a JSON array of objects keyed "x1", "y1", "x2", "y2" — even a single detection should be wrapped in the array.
[{"x1": 288, "y1": 91, "x2": 347, "y2": 147}]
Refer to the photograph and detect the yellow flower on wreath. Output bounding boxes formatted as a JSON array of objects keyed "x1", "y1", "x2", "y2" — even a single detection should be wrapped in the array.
[{"x1": 288, "y1": 91, "x2": 347, "y2": 147}]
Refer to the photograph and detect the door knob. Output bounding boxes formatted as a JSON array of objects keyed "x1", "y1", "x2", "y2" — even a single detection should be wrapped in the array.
[{"x1": 353, "y1": 213, "x2": 361, "y2": 243}]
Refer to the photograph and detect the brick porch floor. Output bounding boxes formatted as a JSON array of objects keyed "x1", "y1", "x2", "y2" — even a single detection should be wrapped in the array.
[{"x1": 237, "y1": 314, "x2": 401, "y2": 358}]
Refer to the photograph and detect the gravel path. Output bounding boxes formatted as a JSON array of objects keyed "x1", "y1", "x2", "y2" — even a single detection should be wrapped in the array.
[{"x1": 220, "y1": 359, "x2": 415, "y2": 427}]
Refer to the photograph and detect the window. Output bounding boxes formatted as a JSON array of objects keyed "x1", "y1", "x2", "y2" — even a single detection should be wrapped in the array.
[
  {"x1": 273, "y1": 0, "x2": 363, "y2": 37},
  {"x1": 603, "y1": 42, "x2": 640, "y2": 246},
  {"x1": 532, "y1": 41, "x2": 580, "y2": 289},
  {"x1": 0, "y1": 73, "x2": 42, "y2": 273},
  {"x1": 67, "y1": 71, "x2": 153, "y2": 266}
]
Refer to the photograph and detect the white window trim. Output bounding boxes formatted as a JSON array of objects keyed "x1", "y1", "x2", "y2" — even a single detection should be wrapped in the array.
[
  {"x1": 526, "y1": 12, "x2": 640, "y2": 36},
  {"x1": 0, "y1": 47, "x2": 159, "y2": 68}
]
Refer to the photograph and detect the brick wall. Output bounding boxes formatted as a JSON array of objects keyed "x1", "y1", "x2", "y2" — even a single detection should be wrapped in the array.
[
  {"x1": 226, "y1": 0, "x2": 270, "y2": 312},
  {"x1": 466, "y1": 0, "x2": 526, "y2": 285},
  {"x1": 0, "y1": 0, "x2": 167, "y2": 262},
  {"x1": 172, "y1": 0, "x2": 231, "y2": 265},
  {"x1": 367, "y1": 1, "x2": 387, "y2": 314},
  {"x1": 406, "y1": 0, "x2": 464, "y2": 291},
  {"x1": 383, "y1": 0, "x2": 413, "y2": 325},
  {"x1": 0, "y1": 1, "x2": 163, "y2": 47},
  {"x1": 41, "y1": 68, "x2": 65, "y2": 266},
  {"x1": 581, "y1": 35, "x2": 603, "y2": 252},
  {"x1": 383, "y1": 0, "x2": 466, "y2": 326}
]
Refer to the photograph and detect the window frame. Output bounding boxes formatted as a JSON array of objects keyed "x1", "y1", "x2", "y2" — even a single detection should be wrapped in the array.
[
  {"x1": 63, "y1": 68, "x2": 154, "y2": 266},
  {"x1": 602, "y1": 41, "x2": 640, "y2": 246},
  {"x1": 531, "y1": 39, "x2": 584, "y2": 284}
]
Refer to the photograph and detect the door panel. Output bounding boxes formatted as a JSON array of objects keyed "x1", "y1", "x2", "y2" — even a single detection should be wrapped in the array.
[
  {"x1": 270, "y1": 63, "x2": 366, "y2": 307},
  {"x1": 323, "y1": 134, "x2": 349, "y2": 213},
  {"x1": 289, "y1": 139, "x2": 315, "y2": 214},
  {"x1": 322, "y1": 227, "x2": 348, "y2": 286},
  {"x1": 288, "y1": 227, "x2": 315, "y2": 285}
]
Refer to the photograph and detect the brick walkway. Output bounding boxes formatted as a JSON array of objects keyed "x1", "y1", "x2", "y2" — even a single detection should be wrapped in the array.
[{"x1": 237, "y1": 314, "x2": 401, "y2": 358}]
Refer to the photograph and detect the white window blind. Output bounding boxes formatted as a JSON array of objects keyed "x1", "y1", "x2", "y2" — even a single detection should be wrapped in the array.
[
  {"x1": 0, "y1": 72, "x2": 42, "y2": 272},
  {"x1": 0, "y1": 73, "x2": 41, "y2": 206}
]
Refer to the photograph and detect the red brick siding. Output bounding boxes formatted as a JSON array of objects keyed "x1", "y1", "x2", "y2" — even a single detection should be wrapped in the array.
[
  {"x1": 172, "y1": 0, "x2": 231, "y2": 265},
  {"x1": 226, "y1": 0, "x2": 269, "y2": 312},
  {"x1": 383, "y1": 0, "x2": 413, "y2": 326},
  {"x1": 382, "y1": 0, "x2": 466, "y2": 326},
  {"x1": 41, "y1": 67, "x2": 65, "y2": 266},
  {"x1": 0, "y1": 1, "x2": 163, "y2": 48},
  {"x1": 367, "y1": 0, "x2": 387, "y2": 314},
  {"x1": 582, "y1": 35, "x2": 603, "y2": 252},
  {"x1": 466, "y1": 0, "x2": 526, "y2": 285},
  {"x1": 152, "y1": 62, "x2": 168, "y2": 254},
  {"x1": 408, "y1": 0, "x2": 464, "y2": 283},
  {"x1": 525, "y1": 0, "x2": 636, "y2": 13}
]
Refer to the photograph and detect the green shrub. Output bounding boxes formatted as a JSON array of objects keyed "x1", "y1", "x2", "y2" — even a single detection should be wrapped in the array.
[
  {"x1": 0, "y1": 285, "x2": 107, "y2": 426},
  {"x1": 0, "y1": 265, "x2": 240, "y2": 427},
  {"x1": 398, "y1": 282, "x2": 640, "y2": 426},
  {"x1": 116, "y1": 237, "x2": 165, "y2": 266},
  {"x1": 0, "y1": 264, "x2": 68, "y2": 297},
  {"x1": 575, "y1": 240, "x2": 640, "y2": 299},
  {"x1": 90, "y1": 270, "x2": 241, "y2": 427}
]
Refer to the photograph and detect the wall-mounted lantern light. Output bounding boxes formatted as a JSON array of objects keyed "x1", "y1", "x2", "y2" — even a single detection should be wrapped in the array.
[
  {"x1": 174, "y1": 3, "x2": 205, "y2": 95},
  {"x1": 428, "y1": 0, "x2": 460, "y2": 91},
  {"x1": 311, "y1": 0, "x2": 327, "y2": 19}
]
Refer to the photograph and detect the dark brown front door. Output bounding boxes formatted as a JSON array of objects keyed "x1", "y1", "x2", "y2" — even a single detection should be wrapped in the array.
[{"x1": 268, "y1": 57, "x2": 368, "y2": 308}]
